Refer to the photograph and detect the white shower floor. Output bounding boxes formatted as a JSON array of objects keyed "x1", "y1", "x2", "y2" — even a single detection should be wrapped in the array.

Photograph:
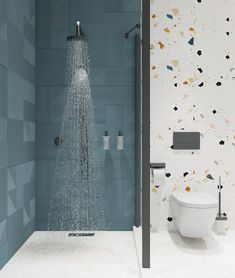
[
  {"x1": 134, "y1": 227, "x2": 235, "y2": 278},
  {"x1": 0, "y1": 232, "x2": 140, "y2": 278}
]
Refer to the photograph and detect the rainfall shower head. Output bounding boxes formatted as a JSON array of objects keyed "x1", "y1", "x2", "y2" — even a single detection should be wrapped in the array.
[{"x1": 67, "y1": 21, "x2": 88, "y2": 41}]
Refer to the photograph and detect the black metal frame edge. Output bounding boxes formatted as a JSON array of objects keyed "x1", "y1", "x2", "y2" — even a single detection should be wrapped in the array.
[{"x1": 142, "y1": 0, "x2": 150, "y2": 269}]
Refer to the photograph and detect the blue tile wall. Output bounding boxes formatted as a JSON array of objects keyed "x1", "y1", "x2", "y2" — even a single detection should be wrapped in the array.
[
  {"x1": 35, "y1": 0, "x2": 140, "y2": 231},
  {"x1": 0, "y1": 0, "x2": 35, "y2": 270}
]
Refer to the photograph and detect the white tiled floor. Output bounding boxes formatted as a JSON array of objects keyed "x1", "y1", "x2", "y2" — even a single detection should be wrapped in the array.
[
  {"x1": 0, "y1": 232, "x2": 140, "y2": 278},
  {"x1": 134, "y1": 227, "x2": 235, "y2": 278}
]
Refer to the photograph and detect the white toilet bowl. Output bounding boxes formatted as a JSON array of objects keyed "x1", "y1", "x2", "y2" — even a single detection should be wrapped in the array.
[{"x1": 170, "y1": 192, "x2": 218, "y2": 238}]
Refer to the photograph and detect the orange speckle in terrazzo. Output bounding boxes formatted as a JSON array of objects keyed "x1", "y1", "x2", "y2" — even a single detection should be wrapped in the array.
[
  {"x1": 189, "y1": 27, "x2": 195, "y2": 32},
  {"x1": 172, "y1": 9, "x2": 179, "y2": 15},
  {"x1": 183, "y1": 80, "x2": 189, "y2": 85},
  {"x1": 172, "y1": 60, "x2": 179, "y2": 67},
  {"x1": 164, "y1": 27, "x2": 170, "y2": 33},
  {"x1": 158, "y1": 41, "x2": 165, "y2": 49},
  {"x1": 185, "y1": 186, "x2": 191, "y2": 192},
  {"x1": 152, "y1": 65, "x2": 157, "y2": 70},
  {"x1": 152, "y1": 14, "x2": 156, "y2": 18}
]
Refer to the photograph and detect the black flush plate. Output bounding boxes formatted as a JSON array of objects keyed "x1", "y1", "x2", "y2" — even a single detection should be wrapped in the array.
[{"x1": 173, "y1": 132, "x2": 200, "y2": 150}]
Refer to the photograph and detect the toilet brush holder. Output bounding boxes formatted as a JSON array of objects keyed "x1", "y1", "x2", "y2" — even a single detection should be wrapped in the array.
[
  {"x1": 214, "y1": 176, "x2": 227, "y2": 235},
  {"x1": 214, "y1": 214, "x2": 227, "y2": 235}
]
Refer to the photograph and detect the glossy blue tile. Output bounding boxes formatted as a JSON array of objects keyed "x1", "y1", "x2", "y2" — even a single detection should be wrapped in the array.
[
  {"x1": 105, "y1": 215, "x2": 134, "y2": 230},
  {"x1": 50, "y1": 12, "x2": 69, "y2": 31},
  {"x1": 7, "y1": 119, "x2": 24, "y2": 143},
  {"x1": 105, "y1": 0, "x2": 123, "y2": 12},
  {"x1": 90, "y1": 48, "x2": 106, "y2": 68},
  {"x1": 24, "y1": 181, "x2": 35, "y2": 204},
  {"x1": 0, "y1": 0, "x2": 35, "y2": 269},
  {"x1": 106, "y1": 67, "x2": 134, "y2": 86},
  {"x1": 0, "y1": 242, "x2": 8, "y2": 270},
  {"x1": 23, "y1": 122, "x2": 35, "y2": 142},
  {"x1": 7, "y1": 209, "x2": 25, "y2": 258},
  {"x1": 50, "y1": 30, "x2": 69, "y2": 48},
  {"x1": 50, "y1": 87, "x2": 66, "y2": 123},
  {"x1": 0, "y1": 219, "x2": 7, "y2": 248},
  {"x1": 0, "y1": 66, "x2": 7, "y2": 118},
  {"x1": 7, "y1": 22, "x2": 35, "y2": 83},
  {"x1": 16, "y1": 161, "x2": 35, "y2": 186},
  {"x1": 24, "y1": 101, "x2": 35, "y2": 122},
  {"x1": 8, "y1": 142, "x2": 34, "y2": 166},
  {"x1": 0, "y1": 143, "x2": 8, "y2": 168},
  {"x1": 7, "y1": 0, "x2": 24, "y2": 33},
  {"x1": 0, "y1": 168, "x2": 7, "y2": 222},
  {"x1": 36, "y1": 87, "x2": 50, "y2": 123},
  {"x1": 50, "y1": 0, "x2": 69, "y2": 12},
  {"x1": 24, "y1": 18, "x2": 35, "y2": 46},
  {"x1": 123, "y1": 0, "x2": 141, "y2": 12},
  {"x1": 0, "y1": 118, "x2": 7, "y2": 143},
  {"x1": 90, "y1": 68, "x2": 106, "y2": 86}
]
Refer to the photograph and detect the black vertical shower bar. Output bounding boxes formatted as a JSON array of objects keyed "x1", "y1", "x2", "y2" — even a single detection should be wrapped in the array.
[
  {"x1": 135, "y1": 33, "x2": 141, "y2": 227},
  {"x1": 142, "y1": 0, "x2": 150, "y2": 269}
]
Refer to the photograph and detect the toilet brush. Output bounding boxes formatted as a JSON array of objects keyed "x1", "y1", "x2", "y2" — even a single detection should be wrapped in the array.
[{"x1": 214, "y1": 176, "x2": 227, "y2": 235}]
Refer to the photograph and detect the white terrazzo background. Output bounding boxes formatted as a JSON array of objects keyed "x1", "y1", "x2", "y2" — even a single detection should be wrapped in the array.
[
  {"x1": 134, "y1": 227, "x2": 235, "y2": 278},
  {"x1": 0, "y1": 232, "x2": 140, "y2": 278}
]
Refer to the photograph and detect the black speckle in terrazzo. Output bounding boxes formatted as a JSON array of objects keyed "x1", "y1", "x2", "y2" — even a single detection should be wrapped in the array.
[
  {"x1": 226, "y1": 55, "x2": 230, "y2": 59},
  {"x1": 165, "y1": 173, "x2": 171, "y2": 178},
  {"x1": 174, "y1": 83, "x2": 178, "y2": 87},
  {"x1": 197, "y1": 50, "x2": 202, "y2": 56},
  {"x1": 183, "y1": 172, "x2": 189, "y2": 177},
  {"x1": 212, "y1": 109, "x2": 217, "y2": 114},
  {"x1": 188, "y1": 37, "x2": 194, "y2": 46},
  {"x1": 226, "y1": 17, "x2": 230, "y2": 22},
  {"x1": 167, "y1": 14, "x2": 173, "y2": 19},
  {"x1": 207, "y1": 174, "x2": 214, "y2": 180},
  {"x1": 216, "y1": 81, "x2": 222, "y2": 86},
  {"x1": 167, "y1": 217, "x2": 173, "y2": 222},
  {"x1": 226, "y1": 31, "x2": 230, "y2": 36},
  {"x1": 198, "y1": 82, "x2": 204, "y2": 87},
  {"x1": 197, "y1": 0, "x2": 202, "y2": 3},
  {"x1": 170, "y1": 145, "x2": 174, "y2": 149},
  {"x1": 219, "y1": 140, "x2": 225, "y2": 145},
  {"x1": 193, "y1": 116, "x2": 195, "y2": 121},
  {"x1": 197, "y1": 68, "x2": 203, "y2": 73},
  {"x1": 173, "y1": 106, "x2": 178, "y2": 111}
]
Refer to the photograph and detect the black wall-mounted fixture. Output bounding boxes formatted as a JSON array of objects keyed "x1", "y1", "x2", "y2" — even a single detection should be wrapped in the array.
[
  {"x1": 150, "y1": 163, "x2": 166, "y2": 169},
  {"x1": 125, "y1": 23, "x2": 141, "y2": 38},
  {"x1": 173, "y1": 132, "x2": 200, "y2": 150}
]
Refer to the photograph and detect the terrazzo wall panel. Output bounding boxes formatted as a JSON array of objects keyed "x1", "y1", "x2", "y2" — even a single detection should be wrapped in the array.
[
  {"x1": 151, "y1": 0, "x2": 235, "y2": 230},
  {"x1": 0, "y1": 0, "x2": 35, "y2": 269},
  {"x1": 35, "y1": 0, "x2": 140, "y2": 230}
]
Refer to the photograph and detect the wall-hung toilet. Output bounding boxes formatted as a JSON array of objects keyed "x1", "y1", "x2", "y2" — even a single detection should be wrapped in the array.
[{"x1": 170, "y1": 192, "x2": 218, "y2": 238}]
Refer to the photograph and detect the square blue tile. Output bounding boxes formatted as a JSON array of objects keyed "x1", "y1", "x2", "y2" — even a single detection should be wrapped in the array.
[
  {"x1": 0, "y1": 66, "x2": 7, "y2": 118},
  {"x1": 0, "y1": 168, "x2": 7, "y2": 222}
]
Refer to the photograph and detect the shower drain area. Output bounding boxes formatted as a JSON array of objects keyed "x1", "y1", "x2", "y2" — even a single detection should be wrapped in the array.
[
  {"x1": 0, "y1": 232, "x2": 140, "y2": 278},
  {"x1": 68, "y1": 232, "x2": 95, "y2": 237}
]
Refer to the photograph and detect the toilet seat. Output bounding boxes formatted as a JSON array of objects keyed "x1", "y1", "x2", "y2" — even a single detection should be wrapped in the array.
[{"x1": 171, "y1": 192, "x2": 218, "y2": 209}]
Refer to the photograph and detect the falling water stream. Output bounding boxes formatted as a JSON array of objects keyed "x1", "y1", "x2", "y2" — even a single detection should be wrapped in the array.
[{"x1": 48, "y1": 38, "x2": 105, "y2": 231}]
